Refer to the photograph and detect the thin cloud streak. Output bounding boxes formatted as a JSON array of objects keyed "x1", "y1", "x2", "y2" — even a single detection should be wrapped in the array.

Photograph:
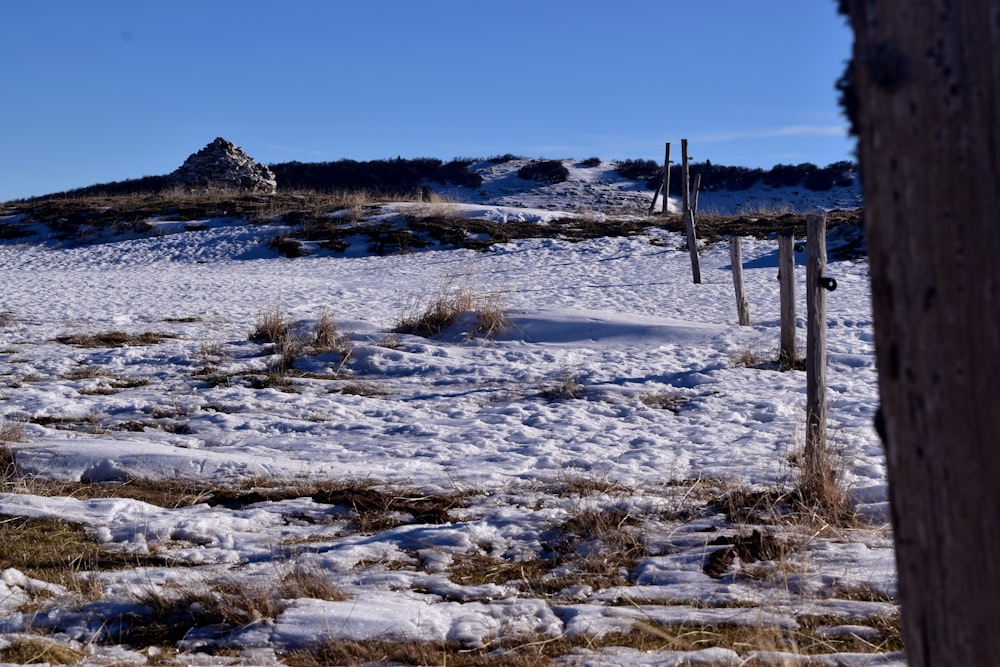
[
  {"x1": 265, "y1": 145, "x2": 334, "y2": 158},
  {"x1": 697, "y1": 125, "x2": 849, "y2": 143}
]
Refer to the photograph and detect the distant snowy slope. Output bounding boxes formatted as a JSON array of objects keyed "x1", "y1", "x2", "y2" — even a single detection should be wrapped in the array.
[{"x1": 434, "y1": 158, "x2": 862, "y2": 215}]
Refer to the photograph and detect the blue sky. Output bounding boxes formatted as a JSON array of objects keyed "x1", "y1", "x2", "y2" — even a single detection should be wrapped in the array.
[{"x1": 1, "y1": 1, "x2": 854, "y2": 201}]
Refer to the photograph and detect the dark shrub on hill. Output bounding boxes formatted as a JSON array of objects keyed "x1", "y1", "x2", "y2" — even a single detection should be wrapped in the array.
[
  {"x1": 271, "y1": 157, "x2": 467, "y2": 194},
  {"x1": 827, "y1": 160, "x2": 855, "y2": 172},
  {"x1": 722, "y1": 166, "x2": 765, "y2": 191},
  {"x1": 271, "y1": 160, "x2": 389, "y2": 191},
  {"x1": 579, "y1": 157, "x2": 602, "y2": 168},
  {"x1": 825, "y1": 161, "x2": 857, "y2": 187},
  {"x1": 435, "y1": 160, "x2": 483, "y2": 188},
  {"x1": 517, "y1": 160, "x2": 569, "y2": 184},
  {"x1": 34, "y1": 174, "x2": 176, "y2": 199},
  {"x1": 663, "y1": 163, "x2": 764, "y2": 194},
  {"x1": 487, "y1": 153, "x2": 524, "y2": 164},
  {"x1": 804, "y1": 169, "x2": 837, "y2": 191},
  {"x1": 615, "y1": 158, "x2": 661, "y2": 182},
  {"x1": 763, "y1": 163, "x2": 818, "y2": 188}
]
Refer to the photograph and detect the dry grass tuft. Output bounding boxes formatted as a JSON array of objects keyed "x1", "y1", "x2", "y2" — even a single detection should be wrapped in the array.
[
  {"x1": 0, "y1": 445, "x2": 19, "y2": 487},
  {"x1": 791, "y1": 443, "x2": 854, "y2": 527},
  {"x1": 117, "y1": 565, "x2": 347, "y2": 649},
  {"x1": 65, "y1": 366, "x2": 150, "y2": 394},
  {"x1": 731, "y1": 342, "x2": 771, "y2": 369},
  {"x1": 246, "y1": 304, "x2": 306, "y2": 378},
  {"x1": 376, "y1": 332, "x2": 403, "y2": 349},
  {"x1": 639, "y1": 390, "x2": 688, "y2": 412},
  {"x1": 0, "y1": 416, "x2": 27, "y2": 487},
  {"x1": 248, "y1": 304, "x2": 289, "y2": 344},
  {"x1": 197, "y1": 339, "x2": 230, "y2": 376},
  {"x1": 1, "y1": 416, "x2": 27, "y2": 445},
  {"x1": 730, "y1": 342, "x2": 805, "y2": 372},
  {"x1": 279, "y1": 563, "x2": 349, "y2": 602},
  {"x1": 737, "y1": 201, "x2": 795, "y2": 217},
  {"x1": 310, "y1": 484, "x2": 470, "y2": 533},
  {"x1": 545, "y1": 505, "x2": 650, "y2": 590},
  {"x1": 335, "y1": 380, "x2": 390, "y2": 397},
  {"x1": 449, "y1": 500, "x2": 651, "y2": 597},
  {"x1": 473, "y1": 291, "x2": 507, "y2": 338},
  {"x1": 709, "y1": 472, "x2": 856, "y2": 531},
  {"x1": 312, "y1": 308, "x2": 353, "y2": 361},
  {"x1": 549, "y1": 475, "x2": 630, "y2": 497},
  {"x1": 538, "y1": 373, "x2": 585, "y2": 400},
  {"x1": 0, "y1": 637, "x2": 86, "y2": 665},
  {"x1": 396, "y1": 270, "x2": 507, "y2": 338},
  {"x1": 120, "y1": 580, "x2": 279, "y2": 648},
  {"x1": 396, "y1": 289, "x2": 474, "y2": 337}
]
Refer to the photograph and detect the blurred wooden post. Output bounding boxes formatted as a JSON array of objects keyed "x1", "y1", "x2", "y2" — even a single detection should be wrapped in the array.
[
  {"x1": 681, "y1": 139, "x2": 701, "y2": 284},
  {"x1": 804, "y1": 213, "x2": 828, "y2": 482},
  {"x1": 778, "y1": 231, "x2": 796, "y2": 369},
  {"x1": 691, "y1": 173, "x2": 702, "y2": 216},
  {"x1": 649, "y1": 174, "x2": 663, "y2": 215},
  {"x1": 681, "y1": 139, "x2": 691, "y2": 216},
  {"x1": 661, "y1": 142, "x2": 671, "y2": 215},
  {"x1": 730, "y1": 236, "x2": 751, "y2": 326},
  {"x1": 648, "y1": 142, "x2": 672, "y2": 215}
]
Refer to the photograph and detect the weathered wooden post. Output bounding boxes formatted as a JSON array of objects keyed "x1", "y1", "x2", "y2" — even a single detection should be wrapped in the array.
[
  {"x1": 844, "y1": 2, "x2": 1000, "y2": 660},
  {"x1": 730, "y1": 236, "x2": 751, "y2": 326},
  {"x1": 681, "y1": 139, "x2": 701, "y2": 284},
  {"x1": 661, "y1": 142, "x2": 671, "y2": 215},
  {"x1": 680, "y1": 139, "x2": 691, "y2": 219},
  {"x1": 691, "y1": 173, "x2": 702, "y2": 216},
  {"x1": 804, "y1": 213, "x2": 831, "y2": 491},
  {"x1": 648, "y1": 142, "x2": 672, "y2": 215},
  {"x1": 777, "y1": 231, "x2": 797, "y2": 369}
]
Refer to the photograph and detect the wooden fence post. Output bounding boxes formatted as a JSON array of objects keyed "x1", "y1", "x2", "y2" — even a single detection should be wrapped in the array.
[
  {"x1": 804, "y1": 213, "x2": 830, "y2": 489},
  {"x1": 691, "y1": 173, "x2": 702, "y2": 216},
  {"x1": 661, "y1": 142, "x2": 671, "y2": 215},
  {"x1": 681, "y1": 139, "x2": 701, "y2": 284},
  {"x1": 730, "y1": 236, "x2": 751, "y2": 326},
  {"x1": 681, "y1": 139, "x2": 691, "y2": 217},
  {"x1": 778, "y1": 231, "x2": 797, "y2": 369},
  {"x1": 648, "y1": 142, "x2": 672, "y2": 215}
]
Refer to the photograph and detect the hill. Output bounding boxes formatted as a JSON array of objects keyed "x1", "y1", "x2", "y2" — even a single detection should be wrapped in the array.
[
  {"x1": 1, "y1": 156, "x2": 862, "y2": 257},
  {"x1": 6, "y1": 155, "x2": 861, "y2": 215}
]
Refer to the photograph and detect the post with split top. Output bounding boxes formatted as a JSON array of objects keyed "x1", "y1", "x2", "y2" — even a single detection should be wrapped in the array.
[{"x1": 804, "y1": 213, "x2": 831, "y2": 492}]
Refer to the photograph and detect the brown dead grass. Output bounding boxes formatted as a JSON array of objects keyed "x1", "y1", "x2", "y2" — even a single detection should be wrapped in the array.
[
  {"x1": 54, "y1": 331, "x2": 175, "y2": 347},
  {"x1": 0, "y1": 471, "x2": 898, "y2": 661},
  {"x1": 0, "y1": 637, "x2": 86, "y2": 665},
  {"x1": 0, "y1": 516, "x2": 172, "y2": 589},
  {"x1": 396, "y1": 271, "x2": 507, "y2": 338},
  {"x1": 282, "y1": 611, "x2": 901, "y2": 666},
  {"x1": 538, "y1": 373, "x2": 585, "y2": 400},
  {"x1": 248, "y1": 304, "x2": 289, "y2": 344},
  {"x1": 312, "y1": 308, "x2": 353, "y2": 360},
  {"x1": 23, "y1": 476, "x2": 472, "y2": 531},
  {"x1": 448, "y1": 502, "x2": 651, "y2": 596}
]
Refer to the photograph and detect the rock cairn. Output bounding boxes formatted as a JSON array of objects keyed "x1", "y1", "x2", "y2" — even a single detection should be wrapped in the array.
[{"x1": 171, "y1": 137, "x2": 277, "y2": 193}]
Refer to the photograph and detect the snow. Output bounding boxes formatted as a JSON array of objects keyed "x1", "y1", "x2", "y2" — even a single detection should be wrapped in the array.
[{"x1": 0, "y1": 173, "x2": 903, "y2": 665}]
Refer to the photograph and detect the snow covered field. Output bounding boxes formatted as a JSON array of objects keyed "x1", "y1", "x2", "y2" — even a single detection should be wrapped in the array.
[{"x1": 0, "y1": 173, "x2": 900, "y2": 665}]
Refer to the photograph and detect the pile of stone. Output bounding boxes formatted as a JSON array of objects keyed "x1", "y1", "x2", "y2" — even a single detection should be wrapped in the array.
[{"x1": 171, "y1": 137, "x2": 277, "y2": 193}]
